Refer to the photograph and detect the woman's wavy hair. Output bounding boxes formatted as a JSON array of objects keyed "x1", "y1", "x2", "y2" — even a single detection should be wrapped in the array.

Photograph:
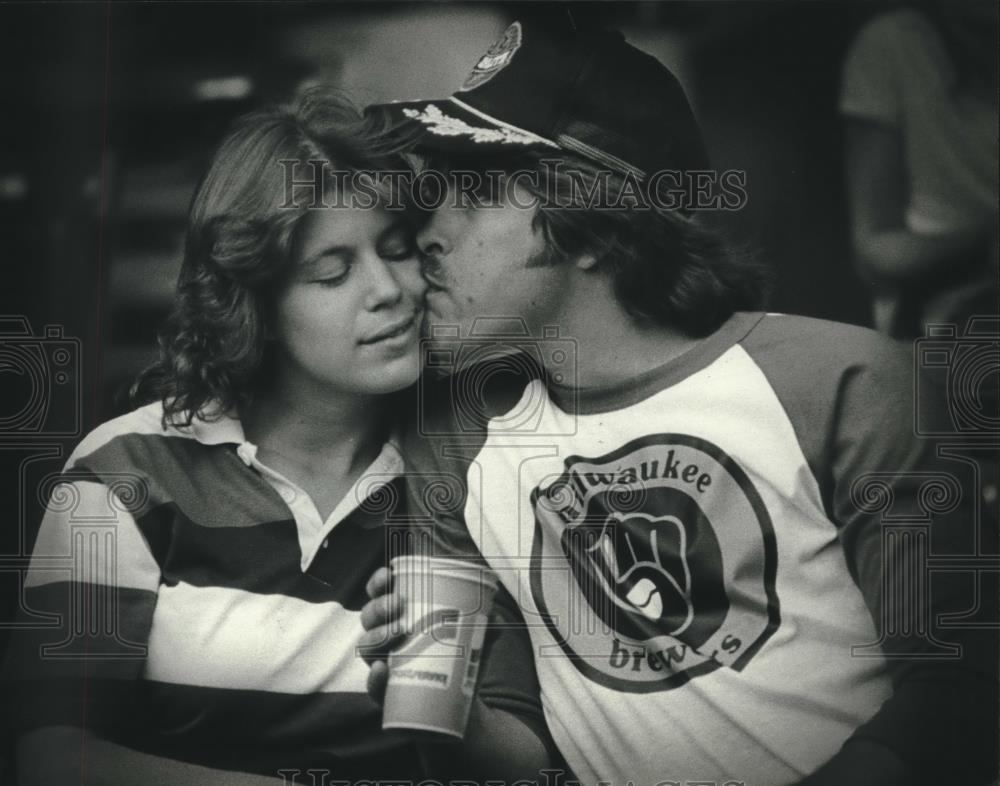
[
  {"x1": 132, "y1": 88, "x2": 414, "y2": 427},
  {"x1": 426, "y1": 149, "x2": 769, "y2": 338}
]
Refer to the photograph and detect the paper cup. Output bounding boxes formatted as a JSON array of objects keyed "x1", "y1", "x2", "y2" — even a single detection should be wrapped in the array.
[{"x1": 382, "y1": 555, "x2": 499, "y2": 739}]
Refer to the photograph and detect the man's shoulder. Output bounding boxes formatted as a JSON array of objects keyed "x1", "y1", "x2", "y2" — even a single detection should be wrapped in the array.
[
  {"x1": 741, "y1": 313, "x2": 910, "y2": 381},
  {"x1": 737, "y1": 313, "x2": 917, "y2": 434}
]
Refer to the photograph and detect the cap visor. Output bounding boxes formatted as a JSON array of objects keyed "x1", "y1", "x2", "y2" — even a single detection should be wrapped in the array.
[{"x1": 366, "y1": 97, "x2": 557, "y2": 155}]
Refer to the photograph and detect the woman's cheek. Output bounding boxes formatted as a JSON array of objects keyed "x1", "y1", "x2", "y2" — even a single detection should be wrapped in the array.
[{"x1": 399, "y1": 259, "x2": 429, "y2": 299}]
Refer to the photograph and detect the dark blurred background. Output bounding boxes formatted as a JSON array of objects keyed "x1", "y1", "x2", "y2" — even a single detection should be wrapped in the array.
[
  {"x1": 0, "y1": 0, "x2": 928, "y2": 664},
  {"x1": 0, "y1": 1, "x2": 900, "y2": 421}
]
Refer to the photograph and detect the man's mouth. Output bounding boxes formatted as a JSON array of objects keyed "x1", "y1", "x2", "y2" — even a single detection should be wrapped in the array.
[
  {"x1": 359, "y1": 311, "x2": 419, "y2": 345},
  {"x1": 420, "y1": 256, "x2": 448, "y2": 292},
  {"x1": 423, "y1": 276, "x2": 448, "y2": 293}
]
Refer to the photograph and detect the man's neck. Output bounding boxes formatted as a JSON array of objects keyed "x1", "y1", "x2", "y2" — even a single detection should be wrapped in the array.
[{"x1": 547, "y1": 276, "x2": 702, "y2": 389}]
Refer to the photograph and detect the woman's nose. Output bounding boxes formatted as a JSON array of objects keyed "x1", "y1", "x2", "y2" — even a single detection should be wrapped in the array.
[{"x1": 364, "y1": 257, "x2": 405, "y2": 310}]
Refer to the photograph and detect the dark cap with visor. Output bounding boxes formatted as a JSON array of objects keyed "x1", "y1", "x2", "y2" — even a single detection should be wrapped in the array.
[{"x1": 368, "y1": 19, "x2": 710, "y2": 179}]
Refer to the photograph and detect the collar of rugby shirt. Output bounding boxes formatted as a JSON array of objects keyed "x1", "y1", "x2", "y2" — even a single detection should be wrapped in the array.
[{"x1": 176, "y1": 407, "x2": 404, "y2": 572}]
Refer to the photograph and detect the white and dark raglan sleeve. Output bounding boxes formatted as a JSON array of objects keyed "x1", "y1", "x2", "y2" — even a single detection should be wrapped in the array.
[{"x1": 743, "y1": 315, "x2": 998, "y2": 784}]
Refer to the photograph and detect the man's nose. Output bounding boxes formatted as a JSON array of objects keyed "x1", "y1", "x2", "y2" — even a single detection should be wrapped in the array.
[{"x1": 416, "y1": 216, "x2": 451, "y2": 261}]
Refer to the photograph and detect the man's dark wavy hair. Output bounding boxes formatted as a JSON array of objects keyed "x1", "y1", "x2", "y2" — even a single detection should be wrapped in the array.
[
  {"x1": 424, "y1": 148, "x2": 769, "y2": 337},
  {"x1": 131, "y1": 88, "x2": 414, "y2": 427}
]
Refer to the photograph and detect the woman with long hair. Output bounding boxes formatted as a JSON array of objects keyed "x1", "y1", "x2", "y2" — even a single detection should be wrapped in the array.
[{"x1": 5, "y1": 89, "x2": 552, "y2": 785}]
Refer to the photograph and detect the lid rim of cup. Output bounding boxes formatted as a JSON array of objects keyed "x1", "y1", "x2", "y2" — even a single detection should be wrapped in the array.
[{"x1": 389, "y1": 555, "x2": 500, "y2": 589}]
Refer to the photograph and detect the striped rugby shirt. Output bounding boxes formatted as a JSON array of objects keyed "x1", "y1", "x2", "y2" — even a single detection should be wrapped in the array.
[
  {"x1": 401, "y1": 312, "x2": 997, "y2": 786},
  {"x1": 3, "y1": 401, "x2": 543, "y2": 778}
]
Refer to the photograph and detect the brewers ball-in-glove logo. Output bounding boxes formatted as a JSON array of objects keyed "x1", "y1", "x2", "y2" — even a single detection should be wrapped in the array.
[
  {"x1": 530, "y1": 434, "x2": 780, "y2": 693},
  {"x1": 460, "y1": 22, "x2": 522, "y2": 91}
]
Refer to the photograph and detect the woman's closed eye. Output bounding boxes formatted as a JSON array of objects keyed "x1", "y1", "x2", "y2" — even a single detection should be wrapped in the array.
[
  {"x1": 308, "y1": 254, "x2": 351, "y2": 287},
  {"x1": 314, "y1": 271, "x2": 349, "y2": 287}
]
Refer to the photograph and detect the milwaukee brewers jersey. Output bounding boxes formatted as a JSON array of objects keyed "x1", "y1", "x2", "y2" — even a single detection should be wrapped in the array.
[{"x1": 402, "y1": 311, "x2": 995, "y2": 786}]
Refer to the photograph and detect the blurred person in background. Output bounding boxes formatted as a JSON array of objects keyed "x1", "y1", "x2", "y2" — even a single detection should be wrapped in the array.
[
  {"x1": 3, "y1": 89, "x2": 553, "y2": 785},
  {"x1": 841, "y1": 0, "x2": 999, "y2": 340}
]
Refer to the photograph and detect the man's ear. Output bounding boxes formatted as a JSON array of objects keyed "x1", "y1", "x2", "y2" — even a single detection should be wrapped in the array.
[{"x1": 575, "y1": 253, "x2": 599, "y2": 271}]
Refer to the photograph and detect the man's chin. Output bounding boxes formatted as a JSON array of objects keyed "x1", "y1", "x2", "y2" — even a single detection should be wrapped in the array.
[{"x1": 420, "y1": 295, "x2": 460, "y2": 336}]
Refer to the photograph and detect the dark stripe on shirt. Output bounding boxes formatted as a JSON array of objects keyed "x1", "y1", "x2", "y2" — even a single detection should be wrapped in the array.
[
  {"x1": 74, "y1": 434, "x2": 290, "y2": 528},
  {"x1": 122, "y1": 501, "x2": 400, "y2": 609},
  {"x1": 8, "y1": 583, "x2": 156, "y2": 680},
  {"x1": 130, "y1": 681, "x2": 421, "y2": 777}
]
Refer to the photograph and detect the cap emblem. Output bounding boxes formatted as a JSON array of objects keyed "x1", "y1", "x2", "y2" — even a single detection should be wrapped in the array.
[{"x1": 460, "y1": 21, "x2": 522, "y2": 91}]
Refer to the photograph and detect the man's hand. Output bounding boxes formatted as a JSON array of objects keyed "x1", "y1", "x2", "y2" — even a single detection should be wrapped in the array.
[
  {"x1": 359, "y1": 568, "x2": 557, "y2": 781},
  {"x1": 357, "y1": 566, "x2": 407, "y2": 703}
]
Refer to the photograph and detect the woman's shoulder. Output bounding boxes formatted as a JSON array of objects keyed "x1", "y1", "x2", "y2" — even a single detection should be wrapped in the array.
[{"x1": 67, "y1": 401, "x2": 175, "y2": 469}]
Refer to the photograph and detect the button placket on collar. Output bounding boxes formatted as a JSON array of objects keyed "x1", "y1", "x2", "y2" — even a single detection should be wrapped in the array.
[
  {"x1": 236, "y1": 438, "x2": 406, "y2": 573},
  {"x1": 236, "y1": 442, "x2": 257, "y2": 467},
  {"x1": 300, "y1": 442, "x2": 405, "y2": 571},
  {"x1": 237, "y1": 442, "x2": 324, "y2": 567}
]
